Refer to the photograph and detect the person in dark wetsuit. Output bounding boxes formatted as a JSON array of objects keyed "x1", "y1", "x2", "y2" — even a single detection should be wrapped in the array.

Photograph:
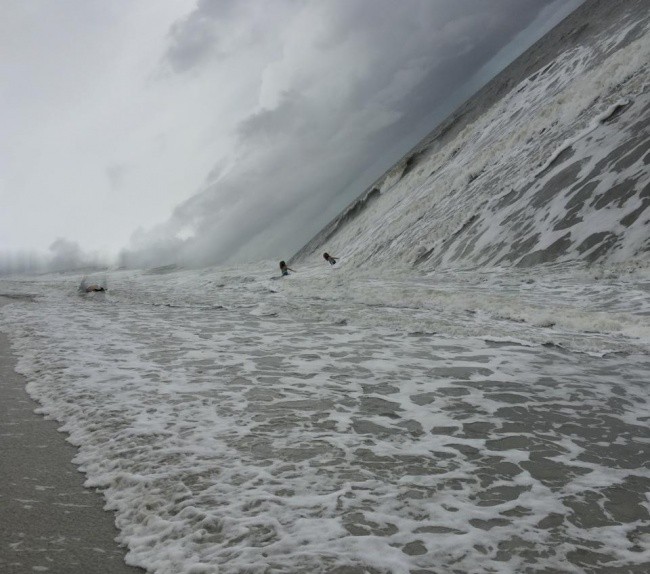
[
  {"x1": 279, "y1": 261, "x2": 295, "y2": 276},
  {"x1": 323, "y1": 252, "x2": 338, "y2": 265}
]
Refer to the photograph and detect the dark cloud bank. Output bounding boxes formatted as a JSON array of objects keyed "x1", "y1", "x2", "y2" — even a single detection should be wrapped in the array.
[{"x1": 119, "y1": 0, "x2": 569, "y2": 269}]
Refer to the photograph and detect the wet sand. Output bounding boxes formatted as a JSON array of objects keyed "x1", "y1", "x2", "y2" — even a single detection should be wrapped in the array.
[{"x1": 0, "y1": 299, "x2": 143, "y2": 574}]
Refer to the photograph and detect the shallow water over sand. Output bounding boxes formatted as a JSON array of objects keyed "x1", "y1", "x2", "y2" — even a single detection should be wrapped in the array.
[{"x1": 1, "y1": 263, "x2": 649, "y2": 573}]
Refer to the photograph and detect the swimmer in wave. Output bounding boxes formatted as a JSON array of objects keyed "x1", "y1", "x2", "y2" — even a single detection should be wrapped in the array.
[{"x1": 279, "y1": 261, "x2": 295, "y2": 276}]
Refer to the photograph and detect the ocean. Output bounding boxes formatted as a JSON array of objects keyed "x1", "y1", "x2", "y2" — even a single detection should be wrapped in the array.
[
  {"x1": 0, "y1": 260, "x2": 648, "y2": 573},
  {"x1": 1, "y1": 0, "x2": 649, "y2": 572}
]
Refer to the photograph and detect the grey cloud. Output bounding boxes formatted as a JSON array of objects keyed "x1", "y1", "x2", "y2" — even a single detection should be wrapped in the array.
[
  {"x1": 163, "y1": 0, "x2": 276, "y2": 73},
  {"x1": 165, "y1": 0, "x2": 239, "y2": 72},
  {"x1": 236, "y1": 91, "x2": 306, "y2": 142},
  {"x1": 164, "y1": 0, "x2": 306, "y2": 73},
  {"x1": 166, "y1": 21, "x2": 217, "y2": 72},
  {"x1": 338, "y1": 1, "x2": 555, "y2": 121}
]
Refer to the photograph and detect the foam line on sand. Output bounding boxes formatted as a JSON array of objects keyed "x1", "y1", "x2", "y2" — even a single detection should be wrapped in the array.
[{"x1": 0, "y1": 298, "x2": 143, "y2": 574}]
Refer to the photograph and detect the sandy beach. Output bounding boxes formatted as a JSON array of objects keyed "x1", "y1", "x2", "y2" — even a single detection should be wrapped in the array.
[{"x1": 0, "y1": 298, "x2": 143, "y2": 574}]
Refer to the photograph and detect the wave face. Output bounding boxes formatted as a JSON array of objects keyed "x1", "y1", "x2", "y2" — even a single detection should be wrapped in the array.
[{"x1": 293, "y1": 0, "x2": 649, "y2": 271}]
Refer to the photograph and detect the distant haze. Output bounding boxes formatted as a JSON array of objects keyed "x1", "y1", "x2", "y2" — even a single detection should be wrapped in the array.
[{"x1": 1, "y1": 0, "x2": 583, "y2": 273}]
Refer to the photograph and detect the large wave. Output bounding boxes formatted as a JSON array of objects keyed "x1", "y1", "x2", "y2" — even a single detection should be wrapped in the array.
[{"x1": 293, "y1": 0, "x2": 649, "y2": 272}]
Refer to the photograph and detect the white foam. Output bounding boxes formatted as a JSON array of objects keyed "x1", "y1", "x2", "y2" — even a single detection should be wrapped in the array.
[{"x1": 1, "y1": 263, "x2": 648, "y2": 573}]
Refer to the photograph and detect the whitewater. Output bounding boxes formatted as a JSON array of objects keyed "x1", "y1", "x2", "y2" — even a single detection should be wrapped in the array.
[
  {"x1": 1, "y1": 259, "x2": 649, "y2": 573},
  {"x1": 1, "y1": 0, "x2": 649, "y2": 572}
]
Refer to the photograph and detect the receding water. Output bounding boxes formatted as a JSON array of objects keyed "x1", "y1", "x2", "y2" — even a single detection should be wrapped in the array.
[{"x1": 1, "y1": 262, "x2": 648, "y2": 573}]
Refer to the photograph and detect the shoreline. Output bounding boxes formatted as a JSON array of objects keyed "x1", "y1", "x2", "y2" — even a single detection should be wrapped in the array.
[{"x1": 0, "y1": 298, "x2": 144, "y2": 574}]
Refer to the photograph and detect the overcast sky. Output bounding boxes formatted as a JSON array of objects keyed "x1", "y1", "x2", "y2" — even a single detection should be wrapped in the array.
[{"x1": 1, "y1": 0, "x2": 583, "y2": 271}]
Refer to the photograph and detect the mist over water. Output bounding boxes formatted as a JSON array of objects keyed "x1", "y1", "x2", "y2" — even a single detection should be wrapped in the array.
[{"x1": 0, "y1": 239, "x2": 112, "y2": 276}]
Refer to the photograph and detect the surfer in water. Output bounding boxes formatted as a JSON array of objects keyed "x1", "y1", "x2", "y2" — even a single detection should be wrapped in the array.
[
  {"x1": 323, "y1": 252, "x2": 338, "y2": 265},
  {"x1": 279, "y1": 261, "x2": 295, "y2": 276}
]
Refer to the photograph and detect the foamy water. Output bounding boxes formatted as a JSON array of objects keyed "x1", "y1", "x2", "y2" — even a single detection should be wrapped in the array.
[{"x1": 1, "y1": 262, "x2": 649, "y2": 573}]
